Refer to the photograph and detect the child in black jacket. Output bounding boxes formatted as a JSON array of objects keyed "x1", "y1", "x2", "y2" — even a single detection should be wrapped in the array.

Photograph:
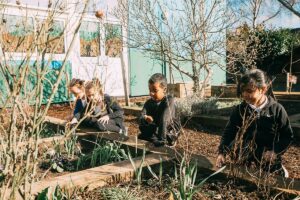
[
  {"x1": 216, "y1": 69, "x2": 293, "y2": 177},
  {"x1": 138, "y1": 73, "x2": 181, "y2": 147},
  {"x1": 72, "y1": 79, "x2": 126, "y2": 134}
]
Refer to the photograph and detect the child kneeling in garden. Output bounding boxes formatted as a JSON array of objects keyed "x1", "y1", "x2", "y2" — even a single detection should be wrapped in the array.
[
  {"x1": 70, "y1": 78, "x2": 126, "y2": 135},
  {"x1": 138, "y1": 73, "x2": 181, "y2": 147},
  {"x1": 216, "y1": 69, "x2": 293, "y2": 177}
]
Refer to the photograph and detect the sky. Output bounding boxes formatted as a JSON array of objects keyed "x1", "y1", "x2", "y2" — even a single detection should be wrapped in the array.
[
  {"x1": 228, "y1": 0, "x2": 300, "y2": 29},
  {"x1": 5, "y1": 0, "x2": 300, "y2": 28},
  {"x1": 267, "y1": 12, "x2": 300, "y2": 28}
]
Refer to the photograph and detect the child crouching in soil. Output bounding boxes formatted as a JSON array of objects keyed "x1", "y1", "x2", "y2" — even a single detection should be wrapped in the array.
[
  {"x1": 138, "y1": 73, "x2": 181, "y2": 147},
  {"x1": 70, "y1": 78, "x2": 126, "y2": 134},
  {"x1": 216, "y1": 69, "x2": 293, "y2": 177}
]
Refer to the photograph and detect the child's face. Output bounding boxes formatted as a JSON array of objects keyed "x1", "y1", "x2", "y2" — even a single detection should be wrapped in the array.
[
  {"x1": 69, "y1": 86, "x2": 84, "y2": 98},
  {"x1": 241, "y1": 85, "x2": 266, "y2": 105},
  {"x1": 149, "y1": 82, "x2": 166, "y2": 102},
  {"x1": 86, "y1": 88, "x2": 102, "y2": 102}
]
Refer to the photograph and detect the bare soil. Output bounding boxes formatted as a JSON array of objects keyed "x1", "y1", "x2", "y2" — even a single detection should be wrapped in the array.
[
  {"x1": 47, "y1": 104, "x2": 300, "y2": 180},
  {"x1": 45, "y1": 104, "x2": 300, "y2": 199},
  {"x1": 72, "y1": 177, "x2": 296, "y2": 200}
]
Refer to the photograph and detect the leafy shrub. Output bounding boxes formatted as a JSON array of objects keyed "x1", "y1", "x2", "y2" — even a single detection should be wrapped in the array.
[{"x1": 176, "y1": 96, "x2": 240, "y2": 119}]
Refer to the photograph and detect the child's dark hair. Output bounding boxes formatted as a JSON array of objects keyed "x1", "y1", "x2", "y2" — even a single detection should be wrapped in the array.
[
  {"x1": 69, "y1": 78, "x2": 85, "y2": 88},
  {"x1": 148, "y1": 73, "x2": 167, "y2": 89},
  {"x1": 237, "y1": 69, "x2": 270, "y2": 96}
]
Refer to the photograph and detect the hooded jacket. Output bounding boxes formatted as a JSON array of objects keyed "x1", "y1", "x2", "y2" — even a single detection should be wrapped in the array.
[{"x1": 218, "y1": 96, "x2": 293, "y2": 157}]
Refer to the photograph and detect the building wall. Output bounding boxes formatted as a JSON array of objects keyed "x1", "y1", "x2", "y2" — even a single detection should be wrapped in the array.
[
  {"x1": 0, "y1": 0, "x2": 129, "y2": 104},
  {"x1": 1, "y1": 0, "x2": 227, "y2": 100}
]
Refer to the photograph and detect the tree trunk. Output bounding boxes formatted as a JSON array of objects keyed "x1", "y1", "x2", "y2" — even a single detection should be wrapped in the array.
[
  {"x1": 201, "y1": 66, "x2": 212, "y2": 98},
  {"x1": 192, "y1": 75, "x2": 200, "y2": 95}
]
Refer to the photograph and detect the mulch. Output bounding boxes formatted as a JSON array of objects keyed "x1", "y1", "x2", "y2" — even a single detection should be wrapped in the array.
[{"x1": 47, "y1": 104, "x2": 300, "y2": 179}]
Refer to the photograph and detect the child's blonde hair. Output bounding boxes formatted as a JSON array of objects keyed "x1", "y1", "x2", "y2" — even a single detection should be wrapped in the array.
[{"x1": 85, "y1": 78, "x2": 104, "y2": 95}]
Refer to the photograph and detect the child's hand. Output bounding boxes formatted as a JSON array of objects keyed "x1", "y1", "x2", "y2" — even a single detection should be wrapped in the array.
[
  {"x1": 144, "y1": 115, "x2": 153, "y2": 123},
  {"x1": 98, "y1": 115, "x2": 109, "y2": 124},
  {"x1": 216, "y1": 154, "x2": 225, "y2": 168},
  {"x1": 262, "y1": 150, "x2": 277, "y2": 163}
]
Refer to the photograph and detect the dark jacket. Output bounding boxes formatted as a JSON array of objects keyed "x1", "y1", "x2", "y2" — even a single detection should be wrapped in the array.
[
  {"x1": 74, "y1": 94, "x2": 124, "y2": 128},
  {"x1": 139, "y1": 95, "x2": 177, "y2": 139},
  {"x1": 73, "y1": 98, "x2": 86, "y2": 121},
  {"x1": 218, "y1": 96, "x2": 293, "y2": 157}
]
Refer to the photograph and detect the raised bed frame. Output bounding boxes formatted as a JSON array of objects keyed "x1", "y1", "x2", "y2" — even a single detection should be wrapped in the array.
[{"x1": 42, "y1": 118, "x2": 300, "y2": 195}]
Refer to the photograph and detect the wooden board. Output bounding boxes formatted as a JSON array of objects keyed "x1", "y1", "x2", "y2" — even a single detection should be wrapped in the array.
[{"x1": 31, "y1": 153, "x2": 172, "y2": 197}]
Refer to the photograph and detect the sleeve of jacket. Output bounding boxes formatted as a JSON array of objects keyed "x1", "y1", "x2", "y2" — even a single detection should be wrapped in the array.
[
  {"x1": 274, "y1": 104, "x2": 294, "y2": 155},
  {"x1": 157, "y1": 96, "x2": 176, "y2": 139},
  {"x1": 218, "y1": 105, "x2": 242, "y2": 155},
  {"x1": 139, "y1": 100, "x2": 150, "y2": 125},
  {"x1": 73, "y1": 99, "x2": 84, "y2": 121},
  {"x1": 105, "y1": 95, "x2": 124, "y2": 119}
]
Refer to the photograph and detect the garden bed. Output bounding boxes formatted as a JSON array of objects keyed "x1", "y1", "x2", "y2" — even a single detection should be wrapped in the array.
[
  {"x1": 35, "y1": 128, "x2": 147, "y2": 181},
  {"x1": 44, "y1": 104, "x2": 300, "y2": 198},
  {"x1": 47, "y1": 105, "x2": 300, "y2": 180},
  {"x1": 5, "y1": 119, "x2": 172, "y2": 198},
  {"x1": 75, "y1": 173, "x2": 298, "y2": 200}
]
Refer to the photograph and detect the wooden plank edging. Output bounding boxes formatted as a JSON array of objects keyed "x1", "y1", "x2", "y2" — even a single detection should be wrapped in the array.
[{"x1": 31, "y1": 153, "x2": 172, "y2": 197}]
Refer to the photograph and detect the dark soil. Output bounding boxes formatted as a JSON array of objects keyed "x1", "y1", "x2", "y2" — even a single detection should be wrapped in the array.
[
  {"x1": 47, "y1": 104, "x2": 300, "y2": 180},
  {"x1": 46, "y1": 103, "x2": 300, "y2": 199},
  {"x1": 74, "y1": 176, "x2": 296, "y2": 200}
]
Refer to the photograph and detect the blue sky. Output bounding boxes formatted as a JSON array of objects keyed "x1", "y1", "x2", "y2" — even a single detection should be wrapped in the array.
[
  {"x1": 260, "y1": 0, "x2": 300, "y2": 28},
  {"x1": 228, "y1": 0, "x2": 300, "y2": 29},
  {"x1": 6, "y1": 0, "x2": 300, "y2": 28},
  {"x1": 267, "y1": 12, "x2": 300, "y2": 28}
]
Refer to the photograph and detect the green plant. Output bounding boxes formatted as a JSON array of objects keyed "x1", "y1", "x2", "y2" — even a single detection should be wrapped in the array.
[
  {"x1": 36, "y1": 185, "x2": 67, "y2": 200},
  {"x1": 100, "y1": 187, "x2": 138, "y2": 200},
  {"x1": 51, "y1": 162, "x2": 64, "y2": 173},
  {"x1": 77, "y1": 140, "x2": 128, "y2": 170},
  {"x1": 128, "y1": 148, "x2": 146, "y2": 190},
  {"x1": 40, "y1": 123, "x2": 65, "y2": 138},
  {"x1": 52, "y1": 138, "x2": 62, "y2": 157},
  {"x1": 169, "y1": 158, "x2": 226, "y2": 200},
  {"x1": 146, "y1": 156, "x2": 163, "y2": 186},
  {"x1": 64, "y1": 135, "x2": 78, "y2": 159},
  {"x1": 52, "y1": 185, "x2": 67, "y2": 200},
  {"x1": 36, "y1": 187, "x2": 49, "y2": 200},
  {"x1": 176, "y1": 96, "x2": 221, "y2": 118}
]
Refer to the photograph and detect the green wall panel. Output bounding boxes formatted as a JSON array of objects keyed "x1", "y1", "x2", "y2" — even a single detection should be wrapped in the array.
[
  {"x1": 0, "y1": 60, "x2": 71, "y2": 106},
  {"x1": 129, "y1": 49, "x2": 164, "y2": 96}
]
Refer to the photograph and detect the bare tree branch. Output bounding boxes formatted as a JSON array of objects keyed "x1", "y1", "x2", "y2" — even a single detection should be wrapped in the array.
[{"x1": 277, "y1": 0, "x2": 300, "y2": 17}]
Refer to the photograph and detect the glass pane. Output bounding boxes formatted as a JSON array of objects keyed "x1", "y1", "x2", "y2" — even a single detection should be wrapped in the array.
[
  {"x1": 37, "y1": 19, "x2": 65, "y2": 54},
  {"x1": 47, "y1": 20, "x2": 65, "y2": 53},
  {"x1": 1, "y1": 15, "x2": 34, "y2": 52},
  {"x1": 105, "y1": 24, "x2": 122, "y2": 57},
  {"x1": 79, "y1": 21, "x2": 100, "y2": 57}
]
